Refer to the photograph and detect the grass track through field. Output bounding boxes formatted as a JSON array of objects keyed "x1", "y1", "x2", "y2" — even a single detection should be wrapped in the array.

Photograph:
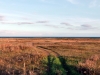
[{"x1": 35, "y1": 46, "x2": 59, "y2": 56}]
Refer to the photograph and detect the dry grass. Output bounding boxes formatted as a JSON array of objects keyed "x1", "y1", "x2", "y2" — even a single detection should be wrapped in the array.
[{"x1": 0, "y1": 38, "x2": 100, "y2": 75}]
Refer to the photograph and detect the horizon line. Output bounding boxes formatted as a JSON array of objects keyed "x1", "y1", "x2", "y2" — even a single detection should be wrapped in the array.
[{"x1": 0, "y1": 36, "x2": 100, "y2": 38}]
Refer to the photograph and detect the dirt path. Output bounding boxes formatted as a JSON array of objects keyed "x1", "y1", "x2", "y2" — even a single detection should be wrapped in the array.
[
  {"x1": 33, "y1": 46, "x2": 59, "y2": 56},
  {"x1": 32, "y1": 46, "x2": 50, "y2": 56}
]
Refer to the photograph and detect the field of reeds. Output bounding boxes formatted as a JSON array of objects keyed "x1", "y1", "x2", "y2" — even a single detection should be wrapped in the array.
[{"x1": 0, "y1": 38, "x2": 100, "y2": 75}]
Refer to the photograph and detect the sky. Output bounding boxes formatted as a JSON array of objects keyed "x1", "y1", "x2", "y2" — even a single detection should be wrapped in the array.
[{"x1": 0, "y1": 0, "x2": 100, "y2": 37}]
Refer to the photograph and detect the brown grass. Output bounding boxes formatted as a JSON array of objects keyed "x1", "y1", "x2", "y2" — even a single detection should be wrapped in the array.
[{"x1": 0, "y1": 38, "x2": 100, "y2": 74}]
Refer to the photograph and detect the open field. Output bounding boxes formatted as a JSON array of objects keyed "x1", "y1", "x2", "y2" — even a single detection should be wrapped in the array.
[{"x1": 0, "y1": 38, "x2": 100, "y2": 75}]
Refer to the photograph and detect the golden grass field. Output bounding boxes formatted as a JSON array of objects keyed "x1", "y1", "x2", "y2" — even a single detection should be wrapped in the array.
[{"x1": 0, "y1": 38, "x2": 100, "y2": 75}]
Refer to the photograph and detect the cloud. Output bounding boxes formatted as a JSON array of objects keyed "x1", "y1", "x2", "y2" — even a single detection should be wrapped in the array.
[
  {"x1": 44, "y1": 24, "x2": 67, "y2": 29},
  {"x1": 0, "y1": 30, "x2": 52, "y2": 36},
  {"x1": 80, "y1": 24, "x2": 96, "y2": 30},
  {"x1": 89, "y1": 0, "x2": 97, "y2": 7},
  {"x1": 44, "y1": 24, "x2": 59, "y2": 28},
  {"x1": 67, "y1": 0, "x2": 79, "y2": 4},
  {"x1": 81, "y1": 24, "x2": 91, "y2": 27},
  {"x1": 1, "y1": 22, "x2": 34, "y2": 25},
  {"x1": 0, "y1": 30, "x2": 100, "y2": 37},
  {"x1": 0, "y1": 15, "x2": 5, "y2": 21},
  {"x1": 60, "y1": 22, "x2": 72, "y2": 26},
  {"x1": 89, "y1": 0, "x2": 100, "y2": 7},
  {"x1": 41, "y1": 0, "x2": 46, "y2": 1},
  {"x1": 22, "y1": 17, "x2": 31, "y2": 20},
  {"x1": 0, "y1": 30, "x2": 16, "y2": 36},
  {"x1": 17, "y1": 22, "x2": 34, "y2": 25},
  {"x1": 36, "y1": 21, "x2": 49, "y2": 23},
  {"x1": 66, "y1": 24, "x2": 98, "y2": 30}
]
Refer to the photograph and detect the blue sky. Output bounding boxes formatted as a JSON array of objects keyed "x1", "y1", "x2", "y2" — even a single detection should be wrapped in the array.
[{"x1": 0, "y1": 0, "x2": 100, "y2": 37}]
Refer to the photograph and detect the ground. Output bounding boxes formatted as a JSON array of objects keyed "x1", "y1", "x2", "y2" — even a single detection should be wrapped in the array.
[{"x1": 0, "y1": 38, "x2": 100, "y2": 75}]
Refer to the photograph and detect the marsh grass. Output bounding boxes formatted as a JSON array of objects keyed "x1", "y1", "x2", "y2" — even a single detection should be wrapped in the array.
[{"x1": 0, "y1": 38, "x2": 100, "y2": 75}]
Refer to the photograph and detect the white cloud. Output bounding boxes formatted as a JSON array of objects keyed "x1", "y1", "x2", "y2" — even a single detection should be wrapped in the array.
[
  {"x1": 80, "y1": 24, "x2": 95, "y2": 30},
  {"x1": 65, "y1": 17, "x2": 100, "y2": 26},
  {"x1": 1, "y1": 22, "x2": 34, "y2": 25},
  {"x1": 41, "y1": 0, "x2": 45, "y2": 1},
  {"x1": 36, "y1": 21, "x2": 49, "y2": 23},
  {"x1": 60, "y1": 22, "x2": 72, "y2": 26},
  {"x1": 0, "y1": 15, "x2": 5, "y2": 21},
  {"x1": 0, "y1": 30, "x2": 45, "y2": 36},
  {"x1": 89, "y1": 0, "x2": 97, "y2": 7},
  {"x1": 89, "y1": 0, "x2": 100, "y2": 7},
  {"x1": 67, "y1": 0, "x2": 79, "y2": 4}
]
